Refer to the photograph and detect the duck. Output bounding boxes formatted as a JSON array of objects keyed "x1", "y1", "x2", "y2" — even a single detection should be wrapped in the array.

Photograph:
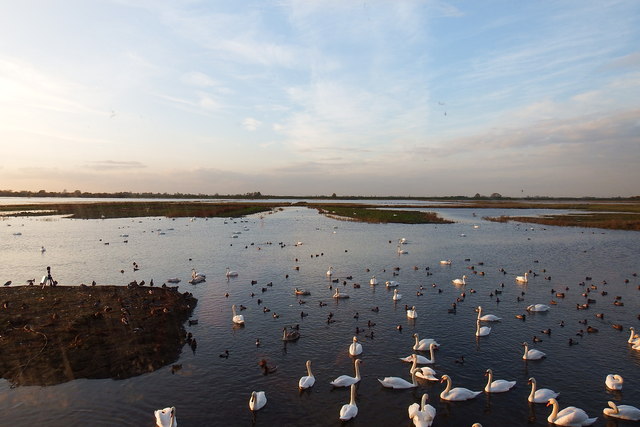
[
  {"x1": 477, "y1": 306, "x2": 501, "y2": 321},
  {"x1": 413, "y1": 333, "x2": 440, "y2": 351},
  {"x1": 408, "y1": 393, "x2": 436, "y2": 427},
  {"x1": 249, "y1": 391, "x2": 267, "y2": 411},
  {"x1": 528, "y1": 377, "x2": 559, "y2": 403},
  {"x1": 410, "y1": 354, "x2": 438, "y2": 381},
  {"x1": 378, "y1": 368, "x2": 418, "y2": 389},
  {"x1": 407, "y1": 306, "x2": 418, "y2": 319},
  {"x1": 527, "y1": 304, "x2": 550, "y2": 312},
  {"x1": 392, "y1": 289, "x2": 402, "y2": 301},
  {"x1": 330, "y1": 359, "x2": 362, "y2": 387},
  {"x1": 516, "y1": 272, "x2": 529, "y2": 283},
  {"x1": 605, "y1": 374, "x2": 623, "y2": 390},
  {"x1": 401, "y1": 343, "x2": 436, "y2": 365},
  {"x1": 339, "y1": 384, "x2": 358, "y2": 421},
  {"x1": 231, "y1": 304, "x2": 244, "y2": 325},
  {"x1": 522, "y1": 342, "x2": 546, "y2": 360},
  {"x1": 602, "y1": 401, "x2": 640, "y2": 421},
  {"x1": 439, "y1": 374, "x2": 482, "y2": 401},
  {"x1": 349, "y1": 336, "x2": 363, "y2": 356},
  {"x1": 298, "y1": 360, "x2": 315, "y2": 390},
  {"x1": 452, "y1": 275, "x2": 466, "y2": 285},
  {"x1": 546, "y1": 398, "x2": 597, "y2": 426},
  {"x1": 154, "y1": 406, "x2": 177, "y2": 427},
  {"x1": 484, "y1": 369, "x2": 516, "y2": 393},
  {"x1": 476, "y1": 319, "x2": 491, "y2": 337},
  {"x1": 282, "y1": 327, "x2": 300, "y2": 341}
]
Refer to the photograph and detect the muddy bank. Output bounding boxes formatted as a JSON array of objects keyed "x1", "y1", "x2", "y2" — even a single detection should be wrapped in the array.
[{"x1": 0, "y1": 284, "x2": 196, "y2": 386}]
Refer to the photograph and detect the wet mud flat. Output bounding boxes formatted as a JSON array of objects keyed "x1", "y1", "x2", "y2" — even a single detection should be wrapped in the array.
[{"x1": 0, "y1": 284, "x2": 196, "y2": 386}]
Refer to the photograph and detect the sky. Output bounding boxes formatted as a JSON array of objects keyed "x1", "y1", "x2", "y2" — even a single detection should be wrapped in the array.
[{"x1": 1, "y1": 0, "x2": 639, "y2": 197}]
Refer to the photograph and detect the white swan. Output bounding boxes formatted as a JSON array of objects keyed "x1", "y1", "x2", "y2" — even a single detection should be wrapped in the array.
[
  {"x1": 333, "y1": 288, "x2": 349, "y2": 299},
  {"x1": 349, "y1": 336, "x2": 363, "y2": 356},
  {"x1": 339, "y1": 383, "x2": 358, "y2": 421},
  {"x1": 410, "y1": 354, "x2": 438, "y2": 381},
  {"x1": 189, "y1": 269, "x2": 206, "y2": 284},
  {"x1": 452, "y1": 275, "x2": 466, "y2": 285},
  {"x1": 386, "y1": 280, "x2": 399, "y2": 288},
  {"x1": 605, "y1": 374, "x2": 623, "y2": 390},
  {"x1": 477, "y1": 306, "x2": 501, "y2": 321},
  {"x1": 408, "y1": 393, "x2": 436, "y2": 427},
  {"x1": 439, "y1": 374, "x2": 482, "y2": 401},
  {"x1": 154, "y1": 407, "x2": 177, "y2": 427},
  {"x1": 378, "y1": 368, "x2": 418, "y2": 389},
  {"x1": 249, "y1": 391, "x2": 267, "y2": 411},
  {"x1": 413, "y1": 333, "x2": 440, "y2": 351},
  {"x1": 603, "y1": 401, "x2": 640, "y2": 421},
  {"x1": 330, "y1": 359, "x2": 362, "y2": 387},
  {"x1": 628, "y1": 327, "x2": 640, "y2": 344},
  {"x1": 402, "y1": 343, "x2": 436, "y2": 365},
  {"x1": 484, "y1": 369, "x2": 516, "y2": 393},
  {"x1": 326, "y1": 266, "x2": 333, "y2": 277},
  {"x1": 522, "y1": 342, "x2": 546, "y2": 360},
  {"x1": 439, "y1": 260, "x2": 451, "y2": 265},
  {"x1": 407, "y1": 306, "x2": 417, "y2": 319},
  {"x1": 516, "y1": 272, "x2": 529, "y2": 283},
  {"x1": 528, "y1": 377, "x2": 559, "y2": 403},
  {"x1": 476, "y1": 319, "x2": 491, "y2": 337},
  {"x1": 527, "y1": 304, "x2": 550, "y2": 312},
  {"x1": 392, "y1": 289, "x2": 402, "y2": 301},
  {"x1": 231, "y1": 304, "x2": 244, "y2": 325},
  {"x1": 370, "y1": 276, "x2": 378, "y2": 285},
  {"x1": 547, "y1": 398, "x2": 597, "y2": 426},
  {"x1": 298, "y1": 360, "x2": 315, "y2": 390},
  {"x1": 225, "y1": 267, "x2": 238, "y2": 277}
]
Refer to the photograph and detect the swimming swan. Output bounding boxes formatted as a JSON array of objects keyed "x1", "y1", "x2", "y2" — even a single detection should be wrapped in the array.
[
  {"x1": 326, "y1": 266, "x2": 333, "y2": 277},
  {"x1": 232, "y1": 304, "x2": 244, "y2": 325},
  {"x1": 410, "y1": 353, "x2": 438, "y2": 381},
  {"x1": 330, "y1": 359, "x2": 362, "y2": 387},
  {"x1": 439, "y1": 374, "x2": 481, "y2": 401},
  {"x1": 401, "y1": 343, "x2": 436, "y2": 365},
  {"x1": 476, "y1": 319, "x2": 491, "y2": 337},
  {"x1": 522, "y1": 342, "x2": 546, "y2": 360},
  {"x1": 349, "y1": 336, "x2": 363, "y2": 356},
  {"x1": 225, "y1": 267, "x2": 238, "y2": 277},
  {"x1": 477, "y1": 306, "x2": 501, "y2": 321},
  {"x1": 249, "y1": 391, "x2": 267, "y2": 411},
  {"x1": 528, "y1": 377, "x2": 559, "y2": 403},
  {"x1": 546, "y1": 398, "x2": 597, "y2": 426},
  {"x1": 413, "y1": 333, "x2": 440, "y2": 351},
  {"x1": 333, "y1": 288, "x2": 349, "y2": 299},
  {"x1": 603, "y1": 401, "x2": 640, "y2": 421},
  {"x1": 370, "y1": 276, "x2": 378, "y2": 285},
  {"x1": 452, "y1": 275, "x2": 466, "y2": 285},
  {"x1": 628, "y1": 327, "x2": 640, "y2": 344},
  {"x1": 378, "y1": 368, "x2": 418, "y2": 389},
  {"x1": 527, "y1": 304, "x2": 550, "y2": 312},
  {"x1": 154, "y1": 406, "x2": 177, "y2": 427},
  {"x1": 484, "y1": 369, "x2": 516, "y2": 393},
  {"x1": 392, "y1": 289, "x2": 402, "y2": 301},
  {"x1": 299, "y1": 360, "x2": 315, "y2": 390},
  {"x1": 408, "y1": 393, "x2": 436, "y2": 427},
  {"x1": 407, "y1": 306, "x2": 417, "y2": 318},
  {"x1": 605, "y1": 374, "x2": 623, "y2": 390},
  {"x1": 516, "y1": 272, "x2": 529, "y2": 283},
  {"x1": 339, "y1": 384, "x2": 358, "y2": 421}
]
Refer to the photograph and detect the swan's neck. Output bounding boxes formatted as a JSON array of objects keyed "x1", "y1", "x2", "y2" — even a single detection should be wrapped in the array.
[
  {"x1": 232, "y1": 305, "x2": 237, "y2": 316},
  {"x1": 349, "y1": 384, "x2": 357, "y2": 405},
  {"x1": 411, "y1": 369, "x2": 417, "y2": 386},
  {"x1": 523, "y1": 344, "x2": 529, "y2": 357},
  {"x1": 529, "y1": 379, "x2": 537, "y2": 400},
  {"x1": 486, "y1": 371, "x2": 493, "y2": 389},
  {"x1": 429, "y1": 345, "x2": 435, "y2": 362},
  {"x1": 414, "y1": 335, "x2": 419, "y2": 346},
  {"x1": 548, "y1": 399, "x2": 559, "y2": 422},
  {"x1": 410, "y1": 356, "x2": 417, "y2": 373},
  {"x1": 443, "y1": 377, "x2": 452, "y2": 394},
  {"x1": 354, "y1": 362, "x2": 361, "y2": 380},
  {"x1": 307, "y1": 362, "x2": 313, "y2": 377},
  {"x1": 420, "y1": 393, "x2": 428, "y2": 410}
]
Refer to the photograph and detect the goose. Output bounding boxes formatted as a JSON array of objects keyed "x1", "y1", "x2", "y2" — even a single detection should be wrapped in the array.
[
  {"x1": 439, "y1": 260, "x2": 452, "y2": 265},
  {"x1": 330, "y1": 359, "x2": 362, "y2": 387},
  {"x1": 154, "y1": 406, "x2": 177, "y2": 427},
  {"x1": 339, "y1": 384, "x2": 358, "y2": 421},
  {"x1": 249, "y1": 391, "x2": 267, "y2": 411},
  {"x1": 452, "y1": 275, "x2": 466, "y2": 285},
  {"x1": 370, "y1": 276, "x2": 378, "y2": 285},
  {"x1": 477, "y1": 306, "x2": 501, "y2": 321},
  {"x1": 298, "y1": 360, "x2": 315, "y2": 390},
  {"x1": 528, "y1": 377, "x2": 559, "y2": 403},
  {"x1": 333, "y1": 288, "x2": 349, "y2": 299},
  {"x1": 546, "y1": 398, "x2": 597, "y2": 426},
  {"x1": 392, "y1": 289, "x2": 402, "y2": 301},
  {"x1": 413, "y1": 333, "x2": 440, "y2": 351},
  {"x1": 628, "y1": 327, "x2": 640, "y2": 344},
  {"x1": 605, "y1": 374, "x2": 623, "y2": 390},
  {"x1": 386, "y1": 280, "x2": 399, "y2": 288},
  {"x1": 407, "y1": 306, "x2": 417, "y2": 319},
  {"x1": 476, "y1": 319, "x2": 491, "y2": 337},
  {"x1": 516, "y1": 272, "x2": 529, "y2": 283},
  {"x1": 326, "y1": 266, "x2": 333, "y2": 277},
  {"x1": 439, "y1": 374, "x2": 482, "y2": 401},
  {"x1": 231, "y1": 304, "x2": 244, "y2": 325},
  {"x1": 400, "y1": 344, "x2": 436, "y2": 365},
  {"x1": 484, "y1": 369, "x2": 516, "y2": 392},
  {"x1": 410, "y1": 353, "x2": 438, "y2": 381},
  {"x1": 522, "y1": 342, "x2": 546, "y2": 360},
  {"x1": 408, "y1": 393, "x2": 436, "y2": 427},
  {"x1": 349, "y1": 336, "x2": 363, "y2": 356},
  {"x1": 225, "y1": 267, "x2": 238, "y2": 278},
  {"x1": 378, "y1": 368, "x2": 418, "y2": 389},
  {"x1": 602, "y1": 401, "x2": 640, "y2": 421},
  {"x1": 527, "y1": 304, "x2": 550, "y2": 312}
]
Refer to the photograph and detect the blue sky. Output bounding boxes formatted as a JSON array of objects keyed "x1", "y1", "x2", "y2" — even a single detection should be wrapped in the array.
[{"x1": 1, "y1": 0, "x2": 638, "y2": 197}]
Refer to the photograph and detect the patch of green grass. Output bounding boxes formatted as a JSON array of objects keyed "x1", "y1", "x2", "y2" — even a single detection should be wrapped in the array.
[
  {"x1": 313, "y1": 205, "x2": 453, "y2": 224},
  {"x1": 484, "y1": 213, "x2": 640, "y2": 231}
]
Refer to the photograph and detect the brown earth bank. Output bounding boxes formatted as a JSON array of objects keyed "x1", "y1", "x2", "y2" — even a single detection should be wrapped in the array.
[{"x1": 0, "y1": 284, "x2": 197, "y2": 387}]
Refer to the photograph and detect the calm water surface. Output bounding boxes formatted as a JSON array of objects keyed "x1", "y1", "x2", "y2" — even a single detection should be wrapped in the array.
[{"x1": 1, "y1": 205, "x2": 639, "y2": 426}]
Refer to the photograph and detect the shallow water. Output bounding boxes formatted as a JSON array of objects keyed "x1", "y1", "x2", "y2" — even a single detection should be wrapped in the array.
[{"x1": 1, "y1": 204, "x2": 639, "y2": 426}]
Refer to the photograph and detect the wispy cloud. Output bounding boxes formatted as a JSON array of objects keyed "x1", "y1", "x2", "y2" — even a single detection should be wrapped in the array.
[{"x1": 85, "y1": 160, "x2": 147, "y2": 171}]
